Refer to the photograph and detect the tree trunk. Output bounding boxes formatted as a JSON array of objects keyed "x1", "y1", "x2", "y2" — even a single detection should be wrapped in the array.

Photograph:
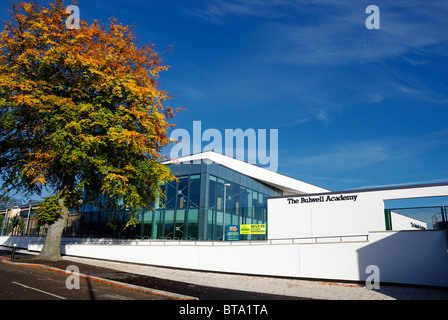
[{"x1": 37, "y1": 195, "x2": 69, "y2": 261}]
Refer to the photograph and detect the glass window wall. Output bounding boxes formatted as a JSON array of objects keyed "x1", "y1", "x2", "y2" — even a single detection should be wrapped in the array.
[{"x1": 76, "y1": 159, "x2": 282, "y2": 241}]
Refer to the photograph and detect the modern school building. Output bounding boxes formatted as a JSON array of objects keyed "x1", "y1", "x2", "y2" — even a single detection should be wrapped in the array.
[{"x1": 1, "y1": 151, "x2": 448, "y2": 288}]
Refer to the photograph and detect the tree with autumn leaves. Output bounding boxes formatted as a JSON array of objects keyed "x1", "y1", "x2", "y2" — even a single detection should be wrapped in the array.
[{"x1": 0, "y1": 1, "x2": 177, "y2": 261}]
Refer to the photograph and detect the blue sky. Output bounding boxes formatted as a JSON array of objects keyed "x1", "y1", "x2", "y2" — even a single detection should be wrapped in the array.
[{"x1": 1, "y1": 0, "x2": 448, "y2": 196}]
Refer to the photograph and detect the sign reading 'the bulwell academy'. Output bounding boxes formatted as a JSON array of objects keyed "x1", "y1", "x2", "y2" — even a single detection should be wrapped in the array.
[{"x1": 287, "y1": 194, "x2": 358, "y2": 204}]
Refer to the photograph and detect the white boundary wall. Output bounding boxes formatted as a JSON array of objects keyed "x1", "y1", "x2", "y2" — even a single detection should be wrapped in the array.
[{"x1": 1, "y1": 230, "x2": 448, "y2": 287}]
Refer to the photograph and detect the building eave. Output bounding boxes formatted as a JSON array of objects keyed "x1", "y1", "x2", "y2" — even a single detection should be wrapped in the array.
[{"x1": 163, "y1": 151, "x2": 330, "y2": 195}]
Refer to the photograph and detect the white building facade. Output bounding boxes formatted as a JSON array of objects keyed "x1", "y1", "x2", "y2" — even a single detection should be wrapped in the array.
[{"x1": 268, "y1": 183, "x2": 448, "y2": 239}]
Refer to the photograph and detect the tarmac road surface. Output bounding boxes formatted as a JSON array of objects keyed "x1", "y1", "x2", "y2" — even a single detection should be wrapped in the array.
[
  {"x1": 0, "y1": 258, "x2": 178, "y2": 300},
  {"x1": 0, "y1": 248, "x2": 303, "y2": 300}
]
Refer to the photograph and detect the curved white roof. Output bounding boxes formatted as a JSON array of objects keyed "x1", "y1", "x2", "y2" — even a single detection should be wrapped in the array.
[{"x1": 163, "y1": 151, "x2": 330, "y2": 195}]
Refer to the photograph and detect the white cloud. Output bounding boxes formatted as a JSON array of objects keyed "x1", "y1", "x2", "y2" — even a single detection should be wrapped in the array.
[
  {"x1": 289, "y1": 142, "x2": 393, "y2": 170},
  {"x1": 281, "y1": 129, "x2": 448, "y2": 175},
  {"x1": 354, "y1": 179, "x2": 448, "y2": 190},
  {"x1": 263, "y1": 10, "x2": 448, "y2": 65},
  {"x1": 190, "y1": 0, "x2": 296, "y2": 22},
  {"x1": 193, "y1": 0, "x2": 448, "y2": 65}
]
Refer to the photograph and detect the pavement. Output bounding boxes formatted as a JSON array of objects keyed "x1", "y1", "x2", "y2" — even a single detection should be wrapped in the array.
[{"x1": 1, "y1": 246, "x2": 448, "y2": 301}]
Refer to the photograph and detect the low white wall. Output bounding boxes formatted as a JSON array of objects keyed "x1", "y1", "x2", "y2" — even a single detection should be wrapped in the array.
[
  {"x1": 1, "y1": 230, "x2": 448, "y2": 288},
  {"x1": 357, "y1": 230, "x2": 448, "y2": 287}
]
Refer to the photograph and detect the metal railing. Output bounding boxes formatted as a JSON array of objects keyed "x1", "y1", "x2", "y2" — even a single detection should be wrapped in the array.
[
  {"x1": 26, "y1": 233, "x2": 370, "y2": 247},
  {"x1": 386, "y1": 205, "x2": 448, "y2": 231},
  {"x1": 267, "y1": 234, "x2": 369, "y2": 245}
]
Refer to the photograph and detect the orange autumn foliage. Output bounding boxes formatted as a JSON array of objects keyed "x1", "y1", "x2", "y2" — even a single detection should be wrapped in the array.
[{"x1": 0, "y1": 0, "x2": 178, "y2": 228}]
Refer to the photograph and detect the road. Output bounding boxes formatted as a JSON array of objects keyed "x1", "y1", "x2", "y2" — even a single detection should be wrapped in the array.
[
  {"x1": 0, "y1": 248, "x2": 302, "y2": 300},
  {"x1": 0, "y1": 259, "x2": 174, "y2": 300}
]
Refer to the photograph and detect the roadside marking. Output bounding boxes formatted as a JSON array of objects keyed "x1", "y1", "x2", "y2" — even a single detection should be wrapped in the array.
[
  {"x1": 12, "y1": 281, "x2": 67, "y2": 300},
  {"x1": 100, "y1": 293, "x2": 135, "y2": 300},
  {"x1": 1, "y1": 256, "x2": 197, "y2": 300}
]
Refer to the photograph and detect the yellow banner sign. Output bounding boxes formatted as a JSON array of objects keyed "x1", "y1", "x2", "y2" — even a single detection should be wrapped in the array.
[{"x1": 240, "y1": 224, "x2": 266, "y2": 235}]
